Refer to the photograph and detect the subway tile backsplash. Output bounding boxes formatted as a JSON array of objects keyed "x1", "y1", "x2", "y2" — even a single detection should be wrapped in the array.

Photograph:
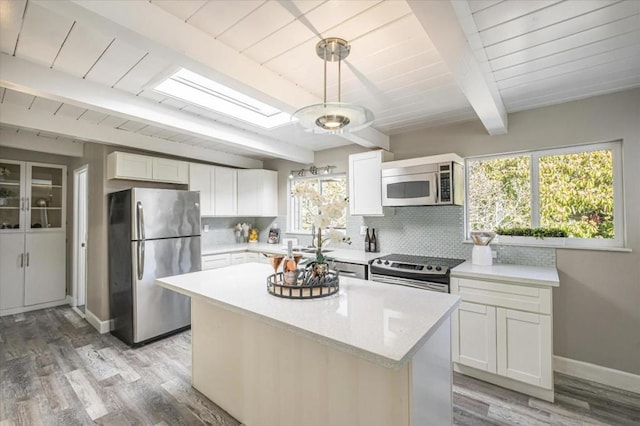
[{"x1": 202, "y1": 207, "x2": 555, "y2": 268}]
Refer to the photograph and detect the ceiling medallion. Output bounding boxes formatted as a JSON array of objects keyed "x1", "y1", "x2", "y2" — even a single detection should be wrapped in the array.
[{"x1": 292, "y1": 37, "x2": 374, "y2": 134}]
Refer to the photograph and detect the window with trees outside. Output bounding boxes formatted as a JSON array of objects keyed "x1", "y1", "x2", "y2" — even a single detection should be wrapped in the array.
[
  {"x1": 466, "y1": 141, "x2": 624, "y2": 248},
  {"x1": 290, "y1": 174, "x2": 347, "y2": 233}
]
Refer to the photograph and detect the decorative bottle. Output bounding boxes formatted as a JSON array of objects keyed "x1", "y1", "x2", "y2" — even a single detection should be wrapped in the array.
[
  {"x1": 283, "y1": 241, "x2": 298, "y2": 285},
  {"x1": 364, "y1": 227, "x2": 371, "y2": 252},
  {"x1": 370, "y1": 228, "x2": 377, "y2": 252}
]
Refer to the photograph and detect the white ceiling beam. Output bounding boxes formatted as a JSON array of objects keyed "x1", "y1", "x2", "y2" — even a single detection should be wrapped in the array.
[
  {"x1": 0, "y1": 103, "x2": 263, "y2": 169},
  {"x1": 0, "y1": 53, "x2": 313, "y2": 163},
  {"x1": 407, "y1": 0, "x2": 508, "y2": 135},
  {"x1": 341, "y1": 126, "x2": 390, "y2": 151},
  {"x1": 0, "y1": 128, "x2": 85, "y2": 157},
  {"x1": 33, "y1": 0, "x2": 318, "y2": 111},
  {"x1": 33, "y1": 0, "x2": 390, "y2": 150}
]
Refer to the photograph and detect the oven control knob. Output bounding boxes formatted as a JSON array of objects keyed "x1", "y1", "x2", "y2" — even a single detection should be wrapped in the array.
[
  {"x1": 435, "y1": 266, "x2": 442, "y2": 271},
  {"x1": 376, "y1": 259, "x2": 382, "y2": 264},
  {"x1": 384, "y1": 261, "x2": 390, "y2": 265},
  {"x1": 426, "y1": 265, "x2": 433, "y2": 270}
]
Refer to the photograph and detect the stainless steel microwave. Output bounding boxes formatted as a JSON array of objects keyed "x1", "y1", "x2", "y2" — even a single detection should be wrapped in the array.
[{"x1": 381, "y1": 161, "x2": 464, "y2": 206}]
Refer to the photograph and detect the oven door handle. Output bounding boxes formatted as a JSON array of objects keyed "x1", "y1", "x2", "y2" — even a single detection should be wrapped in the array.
[{"x1": 370, "y1": 274, "x2": 449, "y2": 292}]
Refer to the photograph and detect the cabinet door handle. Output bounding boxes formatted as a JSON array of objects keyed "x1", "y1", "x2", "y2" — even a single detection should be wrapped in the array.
[
  {"x1": 25, "y1": 252, "x2": 29, "y2": 267},
  {"x1": 26, "y1": 197, "x2": 30, "y2": 211},
  {"x1": 20, "y1": 253, "x2": 24, "y2": 267}
]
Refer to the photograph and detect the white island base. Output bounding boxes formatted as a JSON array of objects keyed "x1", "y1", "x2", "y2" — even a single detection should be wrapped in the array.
[
  {"x1": 192, "y1": 299, "x2": 452, "y2": 426},
  {"x1": 157, "y1": 263, "x2": 460, "y2": 426}
]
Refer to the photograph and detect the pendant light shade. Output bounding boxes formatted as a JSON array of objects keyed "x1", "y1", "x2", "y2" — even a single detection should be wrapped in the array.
[{"x1": 292, "y1": 38, "x2": 374, "y2": 134}]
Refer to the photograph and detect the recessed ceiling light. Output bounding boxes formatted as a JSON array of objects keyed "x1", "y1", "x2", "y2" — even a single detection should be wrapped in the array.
[{"x1": 154, "y1": 68, "x2": 293, "y2": 129}]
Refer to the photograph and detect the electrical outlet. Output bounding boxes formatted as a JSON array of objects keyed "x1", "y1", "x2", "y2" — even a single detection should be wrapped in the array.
[
  {"x1": 360, "y1": 225, "x2": 368, "y2": 235},
  {"x1": 203, "y1": 224, "x2": 209, "y2": 233}
]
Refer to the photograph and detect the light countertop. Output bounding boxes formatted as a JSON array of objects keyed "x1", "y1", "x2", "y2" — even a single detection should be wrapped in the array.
[
  {"x1": 451, "y1": 261, "x2": 559, "y2": 287},
  {"x1": 156, "y1": 263, "x2": 461, "y2": 369},
  {"x1": 202, "y1": 243, "x2": 386, "y2": 265}
]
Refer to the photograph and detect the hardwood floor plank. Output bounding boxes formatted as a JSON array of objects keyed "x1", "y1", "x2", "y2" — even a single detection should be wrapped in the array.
[
  {"x1": 62, "y1": 310, "x2": 88, "y2": 329},
  {"x1": 1, "y1": 306, "x2": 638, "y2": 426},
  {"x1": 64, "y1": 369, "x2": 109, "y2": 420},
  {"x1": 38, "y1": 373, "x2": 71, "y2": 412},
  {"x1": 76, "y1": 344, "x2": 120, "y2": 382},
  {"x1": 161, "y1": 377, "x2": 238, "y2": 425},
  {"x1": 97, "y1": 347, "x2": 141, "y2": 383},
  {"x1": 554, "y1": 393, "x2": 591, "y2": 410}
]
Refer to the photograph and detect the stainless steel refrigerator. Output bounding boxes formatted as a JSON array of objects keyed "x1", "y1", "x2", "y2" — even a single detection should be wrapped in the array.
[{"x1": 108, "y1": 188, "x2": 201, "y2": 346}]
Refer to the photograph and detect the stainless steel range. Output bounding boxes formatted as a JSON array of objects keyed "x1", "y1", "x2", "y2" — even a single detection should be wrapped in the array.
[{"x1": 369, "y1": 254, "x2": 465, "y2": 293}]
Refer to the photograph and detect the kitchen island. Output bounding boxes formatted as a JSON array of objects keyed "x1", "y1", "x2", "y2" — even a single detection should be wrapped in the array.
[{"x1": 156, "y1": 263, "x2": 461, "y2": 426}]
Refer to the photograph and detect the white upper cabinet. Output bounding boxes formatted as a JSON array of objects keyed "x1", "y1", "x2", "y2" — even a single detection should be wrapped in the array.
[
  {"x1": 237, "y1": 169, "x2": 277, "y2": 217},
  {"x1": 189, "y1": 163, "x2": 213, "y2": 216},
  {"x1": 213, "y1": 166, "x2": 238, "y2": 216},
  {"x1": 152, "y1": 157, "x2": 189, "y2": 183},
  {"x1": 349, "y1": 150, "x2": 393, "y2": 216},
  {"x1": 107, "y1": 152, "x2": 188, "y2": 184}
]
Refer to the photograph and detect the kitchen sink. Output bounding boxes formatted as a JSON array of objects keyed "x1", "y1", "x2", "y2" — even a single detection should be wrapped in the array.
[{"x1": 293, "y1": 248, "x2": 334, "y2": 253}]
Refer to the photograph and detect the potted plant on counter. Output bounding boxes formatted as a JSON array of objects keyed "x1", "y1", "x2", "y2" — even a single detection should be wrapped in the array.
[
  {"x1": 291, "y1": 183, "x2": 351, "y2": 278},
  {"x1": 495, "y1": 226, "x2": 568, "y2": 246}
]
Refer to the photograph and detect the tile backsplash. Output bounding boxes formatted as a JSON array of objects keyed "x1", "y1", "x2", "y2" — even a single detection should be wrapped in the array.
[
  {"x1": 203, "y1": 207, "x2": 556, "y2": 268},
  {"x1": 200, "y1": 216, "x2": 277, "y2": 252}
]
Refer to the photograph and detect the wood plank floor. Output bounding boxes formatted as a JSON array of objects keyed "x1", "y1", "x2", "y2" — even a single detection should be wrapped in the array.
[{"x1": 1, "y1": 307, "x2": 639, "y2": 425}]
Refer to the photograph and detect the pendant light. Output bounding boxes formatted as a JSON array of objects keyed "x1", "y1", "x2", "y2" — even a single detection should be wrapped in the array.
[{"x1": 292, "y1": 38, "x2": 374, "y2": 134}]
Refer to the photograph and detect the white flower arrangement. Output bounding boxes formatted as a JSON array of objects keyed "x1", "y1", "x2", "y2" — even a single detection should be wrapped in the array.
[{"x1": 291, "y1": 183, "x2": 351, "y2": 263}]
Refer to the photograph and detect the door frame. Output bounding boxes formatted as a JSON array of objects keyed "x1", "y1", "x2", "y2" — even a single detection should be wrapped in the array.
[{"x1": 72, "y1": 164, "x2": 88, "y2": 317}]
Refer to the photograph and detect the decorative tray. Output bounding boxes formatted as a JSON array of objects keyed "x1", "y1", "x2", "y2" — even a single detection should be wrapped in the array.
[{"x1": 267, "y1": 269, "x2": 339, "y2": 299}]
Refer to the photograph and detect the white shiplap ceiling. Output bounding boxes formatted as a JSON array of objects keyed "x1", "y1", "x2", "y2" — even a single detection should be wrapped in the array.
[{"x1": 0, "y1": 0, "x2": 638, "y2": 165}]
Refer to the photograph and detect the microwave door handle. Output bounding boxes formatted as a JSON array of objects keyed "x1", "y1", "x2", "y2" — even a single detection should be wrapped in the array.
[{"x1": 434, "y1": 175, "x2": 439, "y2": 203}]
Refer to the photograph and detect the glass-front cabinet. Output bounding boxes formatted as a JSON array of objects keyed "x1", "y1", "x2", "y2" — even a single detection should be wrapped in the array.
[{"x1": 0, "y1": 161, "x2": 66, "y2": 232}]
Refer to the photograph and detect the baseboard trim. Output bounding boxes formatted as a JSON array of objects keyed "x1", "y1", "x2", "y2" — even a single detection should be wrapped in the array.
[
  {"x1": 0, "y1": 298, "x2": 69, "y2": 317},
  {"x1": 554, "y1": 356, "x2": 640, "y2": 394},
  {"x1": 85, "y1": 309, "x2": 113, "y2": 334}
]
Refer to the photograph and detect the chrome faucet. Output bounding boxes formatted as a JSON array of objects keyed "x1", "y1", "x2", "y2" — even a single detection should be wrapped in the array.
[{"x1": 309, "y1": 224, "x2": 316, "y2": 248}]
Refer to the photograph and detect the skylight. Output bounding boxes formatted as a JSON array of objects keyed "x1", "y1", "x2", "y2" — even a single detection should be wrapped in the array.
[{"x1": 153, "y1": 68, "x2": 293, "y2": 129}]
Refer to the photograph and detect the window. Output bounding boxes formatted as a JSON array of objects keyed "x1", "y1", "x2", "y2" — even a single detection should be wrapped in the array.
[
  {"x1": 153, "y1": 68, "x2": 293, "y2": 128},
  {"x1": 466, "y1": 141, "x2": 624, "y2": 247},
  {"x1": 290, "y1": 174, "x2": 347, "y2": 233}
]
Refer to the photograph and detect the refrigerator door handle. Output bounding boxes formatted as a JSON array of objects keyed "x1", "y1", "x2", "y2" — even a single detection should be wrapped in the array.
[
  {"x1": 137, "y1": 241, "x2": 145, "y2": 280},
  {"x1": 136, "y1": 201, "x2": 145, "y2": 240}
]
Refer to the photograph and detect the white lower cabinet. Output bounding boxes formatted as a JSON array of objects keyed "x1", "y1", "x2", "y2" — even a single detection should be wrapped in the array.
[
  {"x1": 203, "y1": 250, "x2": 268, "y2": 270},
  {"x1": 451, "y1": 273, "x2": 555, "y2": 401},
  {"x1": 455, "y1": 301, "x2": 497, "y2": 373},
  {"x1": 497, "y1": 308, "x2": 553, "y2": 389},
  {"x1": 0, "y1": 232, "x2": 66, "y2": 313},
  {"x1": 202, "y1": 253, "x2": 231, "y2": 270}
]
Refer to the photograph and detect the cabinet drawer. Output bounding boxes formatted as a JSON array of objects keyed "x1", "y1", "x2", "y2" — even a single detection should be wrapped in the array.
[
  {"x1": 231, "y1": 252, "x2": 246, "y2": 265},
  {"x1": 245, "y1": 252, "x2": 261, "y2": 262},
  {"x1": 456, "y1": 278, "x2": 552, "y2": 314},
  {"x1": 202, "y1": 254, "x2": 231, "y2": 270}
]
